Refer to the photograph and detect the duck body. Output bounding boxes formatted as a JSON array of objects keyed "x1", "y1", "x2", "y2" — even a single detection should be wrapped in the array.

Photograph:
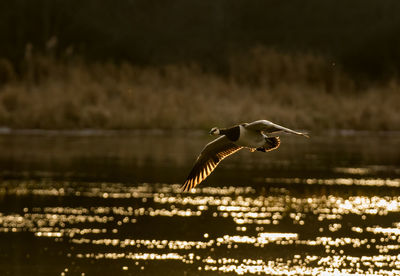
[{"x1": 220, "y1": 124, "x2": 266, "y2": 148}]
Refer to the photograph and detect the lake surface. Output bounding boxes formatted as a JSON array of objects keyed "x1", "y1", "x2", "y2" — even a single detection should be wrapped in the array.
[{"x1": 0, "y1": 131, "x2": 400, "y2": 275}]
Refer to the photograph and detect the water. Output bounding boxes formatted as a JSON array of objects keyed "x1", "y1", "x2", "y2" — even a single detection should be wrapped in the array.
[{"x1": 0, "y1": 131, "x2": 400, "y2": 275}]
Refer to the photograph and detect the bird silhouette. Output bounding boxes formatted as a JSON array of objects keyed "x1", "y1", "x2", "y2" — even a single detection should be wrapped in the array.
[{"x1": 182, "y1": 120, "x2": 308, "y2": 191}]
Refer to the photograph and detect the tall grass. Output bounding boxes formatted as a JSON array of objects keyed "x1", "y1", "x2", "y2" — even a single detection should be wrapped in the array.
[{"x1": 0, "y1": 47, "x2": 399, "y2": 131}]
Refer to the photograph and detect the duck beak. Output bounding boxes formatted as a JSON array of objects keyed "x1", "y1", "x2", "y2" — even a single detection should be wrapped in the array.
[{"x1": 208, "y1": 131, "x2": 213, "y2": 135}]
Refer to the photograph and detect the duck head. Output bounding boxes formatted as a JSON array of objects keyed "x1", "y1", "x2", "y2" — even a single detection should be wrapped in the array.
[{"x1": 209, "y1": 127, "x2": 221, "y2": 135}]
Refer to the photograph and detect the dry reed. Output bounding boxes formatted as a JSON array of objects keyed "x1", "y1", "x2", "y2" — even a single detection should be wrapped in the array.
[{"x1": 0, "y1": 47, "x2": 399, "y2": 131}]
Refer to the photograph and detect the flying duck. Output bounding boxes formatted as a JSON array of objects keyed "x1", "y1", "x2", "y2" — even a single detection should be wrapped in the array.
[{"x1": 182, "y1": 120, "x2": 308, "y2": 192}]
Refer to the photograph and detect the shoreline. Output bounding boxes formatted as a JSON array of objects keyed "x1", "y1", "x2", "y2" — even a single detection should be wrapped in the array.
[{"x1": 1, "y1": 127, "x2": 400, "y2": 137}]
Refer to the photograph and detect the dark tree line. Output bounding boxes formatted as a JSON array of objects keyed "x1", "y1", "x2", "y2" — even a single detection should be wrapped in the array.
[{"x1": 1, "y1": 0, "x2": 400, "y2": 79}]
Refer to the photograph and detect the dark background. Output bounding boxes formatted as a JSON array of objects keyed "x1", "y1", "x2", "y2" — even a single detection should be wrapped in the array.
[{"x1": 2, "y1": 0, "x2": 400, "y2": 80}]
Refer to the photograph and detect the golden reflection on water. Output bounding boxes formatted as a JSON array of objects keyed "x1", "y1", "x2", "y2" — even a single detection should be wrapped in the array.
[
  {"x1": 263, "y1": 177, "x2": 400, "y2": 187},
  {"x1": 1, "y1": 180, "x2": 400, "y2": 275}
]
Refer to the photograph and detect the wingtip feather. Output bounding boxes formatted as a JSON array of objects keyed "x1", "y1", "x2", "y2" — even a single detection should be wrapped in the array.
[{"x1": 181, "y1": 180, "x2": 191, "y2": 192}]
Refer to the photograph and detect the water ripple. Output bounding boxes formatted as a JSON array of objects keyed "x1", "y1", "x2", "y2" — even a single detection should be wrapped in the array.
[{"x1": 1, "y1": 180, "x2": 400, "y2": 275}]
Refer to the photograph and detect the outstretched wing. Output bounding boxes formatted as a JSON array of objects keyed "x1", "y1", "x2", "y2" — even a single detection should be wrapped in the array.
[
  {"x1": 182, "y1": 136, "x2": 242, "y2": 192},
  {"x1": 246, "y1": 120, "x2": 309, "y2": 137}
]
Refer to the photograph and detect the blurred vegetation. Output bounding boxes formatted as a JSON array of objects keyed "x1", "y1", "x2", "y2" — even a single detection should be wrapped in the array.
[
  {"x1": 1, "y1": 0, "x2": 400, "y2": 79},
  {"x1": 0, "y1": 0, "x2": 399, "y2": 131},
  {"x1": 0, "y1": 48, "x2": 399, "y2": 131}
]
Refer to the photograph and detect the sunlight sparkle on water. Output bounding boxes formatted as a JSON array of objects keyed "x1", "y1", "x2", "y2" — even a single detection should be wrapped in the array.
[{"x1": 1, "y1": 180, "x2": 400, "y2": 275}]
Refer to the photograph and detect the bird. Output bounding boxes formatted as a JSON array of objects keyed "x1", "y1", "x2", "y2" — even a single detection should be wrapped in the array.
[{"x1": 182, "y1": 120, "x2": 308, "y2": 192}]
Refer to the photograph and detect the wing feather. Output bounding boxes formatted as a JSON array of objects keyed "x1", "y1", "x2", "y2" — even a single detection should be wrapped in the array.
[
  {"x1": 182, "y1": 136, "x2": 242, "y2": 192},
  {"x1": 246, "y1": 120, "x2": 309, "y2": 137},
  {"x1": 264, "y1": 137, "x2": 281, "y2": 152}
]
